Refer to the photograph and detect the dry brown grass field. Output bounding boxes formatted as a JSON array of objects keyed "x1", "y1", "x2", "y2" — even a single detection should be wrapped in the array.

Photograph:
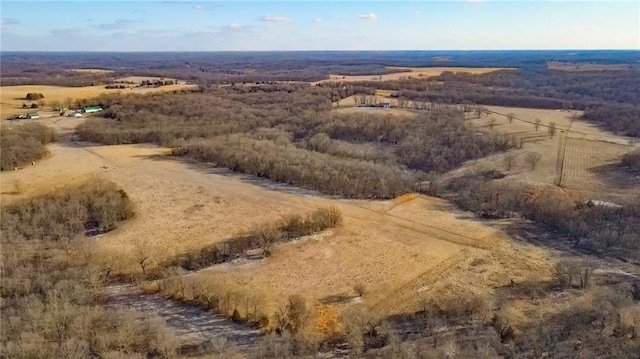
[
  {"x1": 313, "y1": 66, "x2": 513, "y2": 84},
  {"x1": 449, "y1": 106, "x2": 640, "y2": 196},
  {"x1": 67, "y1": 68, "x2": 115, "y2": 74},
  {"x1": 1, "y1": 114, "x2": 555, "y2": 321},
  {"x1": 0, "y1": 82, "x2": 196, "y2": 117}
]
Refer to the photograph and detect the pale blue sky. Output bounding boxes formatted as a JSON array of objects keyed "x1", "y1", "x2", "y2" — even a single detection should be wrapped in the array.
[{"x1": 1, "y1": 1, "x2": 638, "y2": 51}]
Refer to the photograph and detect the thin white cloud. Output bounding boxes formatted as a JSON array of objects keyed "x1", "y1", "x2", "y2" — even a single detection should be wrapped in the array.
[
  {"x1": 194, "y1": 5, "x2": 205, "y2": 11},
  {"x1": 229, "y1": 23, "x2": 242, "y2": 30},
  {"x1": 261, "y1": 14, "x2": 291, "y2": 23},
  {"x1": 313, "y1": 18, "x2": 322, "y2": 24},
  {"x1": 95, "y1": 19, "x2": 135, "y2": 31},
  {"x1": 357, "y1": 13, "x2": 377, "y2": 20},
  {"x1": 1, "y1": 18, "x2": 21, "y2": 26},
  {"x1": 466, "y1": 0, "x2": 485, "y2": 3}
]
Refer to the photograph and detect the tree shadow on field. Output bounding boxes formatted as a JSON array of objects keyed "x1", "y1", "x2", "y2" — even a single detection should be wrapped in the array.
[
  {"x1": 588, "y1": 163, "x2": 640, "y2": 190},
  {"x1": 141, "y1": 153, "x2": 340, "y2": 199}
]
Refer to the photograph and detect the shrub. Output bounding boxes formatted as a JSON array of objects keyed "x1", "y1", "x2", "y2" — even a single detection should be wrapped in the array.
[
  {"x1": 1, "y1": 178, "x2": 134, "y2": 241},
  {"x1": 25, "y1": 92, "x2": 44, "y2": 100},
  {"x1": 0, "y1": 123, "x2": 55, "y2": 170}
]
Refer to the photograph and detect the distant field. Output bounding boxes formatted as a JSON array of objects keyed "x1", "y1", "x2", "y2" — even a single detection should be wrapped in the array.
[
  {"x1": 547, "y1": 61, "x2": 633, "y2": 71},
  {"x1": 0, "y1": 83, "x2": 196, "y2": 117},
  {"x1": 114, "y1": 76, "x2": 182, "y2": 84},
  {"x1": 67, "y1": 68, "x2": 114, "y2": 74},
  {"x1": 314, "y1": 67, "x2": 514, "y2": 84}
]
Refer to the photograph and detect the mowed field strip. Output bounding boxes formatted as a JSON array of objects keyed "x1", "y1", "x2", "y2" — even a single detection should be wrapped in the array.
[{"x1": 0, "y1": 115, "x2": 554, "y2": 314}]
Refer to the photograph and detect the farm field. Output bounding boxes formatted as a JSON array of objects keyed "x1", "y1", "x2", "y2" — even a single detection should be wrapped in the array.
[
  {"x1": 0, "y1": 82, "x2": 196, "y2": 118},
  {"x1": 442, "y1": 106, "x2": 639, "y2": 198},
  {"x1": 67, "y1": 68, "x2": 115, "y2": 74},
  {"x1": 313, "y1": 66, "x2": 513, "y2": 84},
  {"x1": 0, "y1": 114, "x2": 555, "y2": 320},
  {"x1": 560, "y1": 137, "x2": 639, "y2": 192}
]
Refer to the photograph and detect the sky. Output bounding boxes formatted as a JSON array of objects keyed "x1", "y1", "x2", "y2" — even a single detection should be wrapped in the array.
[{"x1": 1, "y1": 0, "x2": 638, "y2": 51}]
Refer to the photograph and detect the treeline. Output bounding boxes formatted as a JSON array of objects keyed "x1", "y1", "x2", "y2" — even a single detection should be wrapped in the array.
[
  {"x1": 1, "y1": 179, "x2": 134, "y2": 241},
  {"x1": 0, "y1": 123, "x2": 56, "y2": 170},
  {"x1": 78, "y1": 88, "x2": 508, "y2": 198},
  {"x1": 173, "y1": 135, "x2": 417, "y2": 198},
  {"x1": 447, "y1": 174, "x2": 640, "y2": 263},
  {"x1": 1, "y1": 181, "x2": 175, "y2": 358},
  {"x1": 166, "y1": 207, "x2": 342, "y2": 271}
]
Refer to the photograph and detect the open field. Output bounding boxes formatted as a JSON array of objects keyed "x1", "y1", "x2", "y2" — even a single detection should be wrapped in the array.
[
  {"x1": 0, "y1": 83, "x2": 196, "y2": 118},
  {"x1": 313, "y1": 66, "x2": 513, "y2": 84},
  {"x1": 1, "y1": 115, "x2": 555, "y2": 319},
  {"x1": 438, "y1": 105, "x2": 640, "y2": 199},
  {"x1": 67, "y1": 68, "x2": 114, "y2": 74},
  {"x1": 560, "y1": 137, "x2": 639, "y2": 191},
  {"x1": 114, "y1": 76, "x2": 182, "y2": 84}
]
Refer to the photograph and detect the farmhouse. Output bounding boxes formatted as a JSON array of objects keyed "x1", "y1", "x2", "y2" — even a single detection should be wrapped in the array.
[
  {"x1": 26, "y1": 112, "x2": 40, "y2": 119},
  {"x1": 82, "y1": 106, "x2": 103, "y2": 113}
]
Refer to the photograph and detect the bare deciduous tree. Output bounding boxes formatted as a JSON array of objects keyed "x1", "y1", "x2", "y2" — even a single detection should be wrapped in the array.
[
  {"x1": 506, "y1": 112, "x2": 515, "y2": 124},
  {"x1": 488, "y1": 118, "x2": 497, "y2": 131},
  {"x1": 525, "y1": 151, "x2": 542, "y2": 170},
  {"x1": 534, "y1": 118, "x2": 541, "y2": 132},
  {"x1": 548, "y1": 121, "x2": 557, "y2": 138},
  {"x1": 503, "y1": 152, "x2": 517, "y2": 171}
]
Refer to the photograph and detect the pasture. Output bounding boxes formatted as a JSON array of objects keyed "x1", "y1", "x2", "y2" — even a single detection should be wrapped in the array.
[
  {"x1": 314, "y1": 66, "x2": 513, "y2": 84},
  {"x1": 0, "y1": 114, "x2": 554, "y2": 321},
  {"x1": 0, "y1": 82, "x2": 196, "y2": 118}
]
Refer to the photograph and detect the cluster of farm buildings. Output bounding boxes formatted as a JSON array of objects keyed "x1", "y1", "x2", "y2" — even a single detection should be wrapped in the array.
[{"x1": 12, "y1": 106, "x2": 102, "y2": 120}]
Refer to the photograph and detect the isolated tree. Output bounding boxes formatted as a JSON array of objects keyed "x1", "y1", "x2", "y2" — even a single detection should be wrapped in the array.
[
  {"x1": 534, "y1": 118, "x2": 541, "y2": 132},
  {"x1": 37, "y1": 99, "x2": 46, "y2": 110},
  {"x1": 503, "y1": 152, "x2": 517, "y2": 171},
  {"x1": 488, "y1": 118, "x2": 497, "y2": 131},
  {"x1": 475, "y1": 106, "x2": 484, "y2": 119},
  {"x1": 133, "y1": 239, "x2": 152, "y2": 274},
  {"x1": 548, "y1": 121, "x2": 557, "y2": 138},
  {"x1": 65, "y1": 97, "x2": 74, "y2": 108},
  {"x1": 525, "y1": 151, "x2": 542, "y2": 170},
  {"x1": 506, "y1": 112, "x2": 515, "y2": 124}
]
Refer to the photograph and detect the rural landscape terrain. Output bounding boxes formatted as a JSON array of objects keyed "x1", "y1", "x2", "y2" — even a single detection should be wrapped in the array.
[{"x1": 1, "y1": 50, "x2": 639, "y2": 359}]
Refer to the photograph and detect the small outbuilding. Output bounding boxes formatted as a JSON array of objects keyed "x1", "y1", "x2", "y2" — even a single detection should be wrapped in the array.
[
  {"x1": 26, "y1": 112, "x2": 40, "y2": 119},
  {"x1": 82, "y1": 106, "x2": 103, "y2": 113}
]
